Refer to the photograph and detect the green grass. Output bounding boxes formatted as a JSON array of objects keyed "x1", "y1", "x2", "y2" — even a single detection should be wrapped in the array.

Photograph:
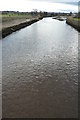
[
  {"x1": 68, "y1": 16, "x2": 80, "y2": 21},
  {"x1": 2, "y1": 13, "x2": 33, "y2": 18},
  {"x1": 1, "y1": 13, "x2": 30, "y2": 17},
  {"x1": 0, "y1": 14, "x2": 2, "y2": 17},
  {"x1": 1, "y1": 13, "x2": 40, "y2": 23},
  {"x1": 73, "y1": 18, "x2": 80, "y2": 21}
]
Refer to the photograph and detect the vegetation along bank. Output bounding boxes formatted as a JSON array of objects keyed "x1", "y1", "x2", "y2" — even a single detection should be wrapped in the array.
[{"x1": 66, "y1": 16, "x2": 80, "y2": 32}]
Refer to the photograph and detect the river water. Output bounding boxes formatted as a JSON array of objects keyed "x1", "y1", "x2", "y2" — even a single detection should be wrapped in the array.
[{"x1": 2, "y1": 18, "x2": 78, "y2": 118}]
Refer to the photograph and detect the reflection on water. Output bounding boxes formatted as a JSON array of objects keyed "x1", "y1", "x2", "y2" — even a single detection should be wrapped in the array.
[{"x1": 2, "y1": 18, "x2": 78, "y2": 118}]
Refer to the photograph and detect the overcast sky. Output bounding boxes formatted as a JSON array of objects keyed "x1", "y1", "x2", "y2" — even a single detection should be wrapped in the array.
[
  {"x1": 30, "y1": 0, "x2": 79, "y2": 2},
  {"x1": 0, "y1": 0, "x2": 79, "y2": 12}
]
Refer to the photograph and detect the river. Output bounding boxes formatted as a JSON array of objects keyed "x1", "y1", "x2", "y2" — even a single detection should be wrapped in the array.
[{"x1": 2, "y1": 18, "x2": 78, "y2": 118}]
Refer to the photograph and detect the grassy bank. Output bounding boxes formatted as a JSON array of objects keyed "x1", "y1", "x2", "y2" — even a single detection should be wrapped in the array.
[
  {"x1": 0, "y1": 13, "x2": 42, "y2": 38},
  {"x1": 2, "y1": 17, "x2": 43, "y2": 38},
  {"x1": 2, "y1": 13, "x2": 40, "y2": 23},
  {"x1": 66, "y1": 17, "x2": 80, "y2": 32}
]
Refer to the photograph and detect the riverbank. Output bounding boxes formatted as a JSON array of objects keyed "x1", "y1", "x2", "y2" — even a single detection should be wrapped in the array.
[
  {"x1": 66, "y1": 17, "x2": 80, "y2": 32},
  {"x1": 1, "y1": 15, "x2": 80, "y2": 39},
  {"x1": 53, "y1": 16, "x2": 66, "y2": 21},
  {"x1": 0, "y1": 16, "x2": 43, "y2": 39}
]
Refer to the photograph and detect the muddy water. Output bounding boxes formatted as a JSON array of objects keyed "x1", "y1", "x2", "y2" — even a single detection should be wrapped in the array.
[{"x1": 2, "y1": 18, "x2": 78, "y2": 118}]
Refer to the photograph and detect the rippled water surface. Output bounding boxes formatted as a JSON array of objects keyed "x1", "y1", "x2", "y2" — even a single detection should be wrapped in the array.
[{"x1": 2, "y1": 18, "x2": 78, "y2": 118}]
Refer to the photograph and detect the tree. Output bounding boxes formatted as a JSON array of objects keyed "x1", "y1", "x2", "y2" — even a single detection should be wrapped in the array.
[{"x1": 69, "y1": 12, "x2": 72, "y2": 16}]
